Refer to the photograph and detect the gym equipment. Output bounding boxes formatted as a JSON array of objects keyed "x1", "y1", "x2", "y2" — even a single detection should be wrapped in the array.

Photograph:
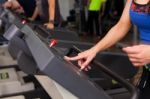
[
  {"x1": 3, "y1": 21, "x2": 139, "y2": 99},
  {"x1": 31, "y1": 24, "x2": 80, "y2": 41},
  {"x1": 32, "y1": 24, "x2": 138, "y2": 85},
  {"x1": 0, "y1": 67, "x2": 51, "y2": 99},
  {"x1": 4, "y1": 22, "x2": 111, "y2": 99},
  {"x1": 0, "y1": 8, "x2": 15, "y2": 31},
  {"x1": 2, "y1": 8, "x2": 139, "y2": 99},
  {"x1": 0, "y1": 7, "x2": 80, "y2": 42},
  {"x1": 0, "y1": 68, "x2": 35, "y2": 96}
]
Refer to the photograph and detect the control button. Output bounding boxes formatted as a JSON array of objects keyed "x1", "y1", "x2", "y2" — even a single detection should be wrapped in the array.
[{"x1": 49, "y1": 39, "x2": 57, "y2": 47}]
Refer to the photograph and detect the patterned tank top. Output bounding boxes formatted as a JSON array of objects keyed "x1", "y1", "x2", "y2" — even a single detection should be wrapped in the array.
[{"x1": 130, "y1": 0, "x2": 150, "y2": 43}]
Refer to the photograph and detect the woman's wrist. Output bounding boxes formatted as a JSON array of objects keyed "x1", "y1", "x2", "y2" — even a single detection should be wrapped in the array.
[
  {"x1": 90, "y1": 46, "x2": 99, "y2": 55},
  {"x1": 49, "y1": 20, "x2": 54, "y2": 24}
]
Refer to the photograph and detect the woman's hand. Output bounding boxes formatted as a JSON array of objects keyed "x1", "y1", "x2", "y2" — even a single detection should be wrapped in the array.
[
  {"x1": 123, "y1": 44, "x2": 150, "y2": 67},
  {"x1": 44, "y1": 22, "x2": 54, "y2": 29},
  {"x1": 64, "y1": 48, "x2": 97, "y2": 70},
  {"x1": 28, "y1": 17, "x2": 34, "y2": 21},
  {"x1": 3, "y1": 1, "x2": 12, "y2": 8}
]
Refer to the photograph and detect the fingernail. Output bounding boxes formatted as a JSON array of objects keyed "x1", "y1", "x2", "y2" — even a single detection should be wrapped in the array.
[{"x1": 80, "y1": 66, "x2": 84, "y2": 70}]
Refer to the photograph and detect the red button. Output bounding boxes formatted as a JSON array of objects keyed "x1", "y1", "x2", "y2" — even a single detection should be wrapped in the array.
[{"x1": 49, "y1": 39, "x2": 57, "y2": 47}]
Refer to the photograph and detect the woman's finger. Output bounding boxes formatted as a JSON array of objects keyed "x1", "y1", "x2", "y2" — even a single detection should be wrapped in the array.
[
  {"x1": 80, "y1": 57, "x2": 92, "y2": 70},
  {"x1": 123, "y1": 47, "x2": 140, "y2": 54},
  {"x1": 64, "y1": 55, "x2": 84, "y2": 61}
]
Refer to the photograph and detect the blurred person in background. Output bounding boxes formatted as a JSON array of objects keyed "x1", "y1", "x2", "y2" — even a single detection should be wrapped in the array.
[
  {"x1": 36, "y1": 0, "x2": 62, "y2": 29},
  {"x1": 3, "y1": 0, "x2": 38, "y2": 20},
  {"x1": 85, "y1": 0, "x2": 106, "y2": 38}
]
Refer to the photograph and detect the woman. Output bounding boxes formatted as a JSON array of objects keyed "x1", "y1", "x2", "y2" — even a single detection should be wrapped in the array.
[
  {"x1": 65, "y1": 0, "x2": 150, "y2": 98},
  {"x1": 86, "y1": 0, "x2": 106, "y2": 37}
]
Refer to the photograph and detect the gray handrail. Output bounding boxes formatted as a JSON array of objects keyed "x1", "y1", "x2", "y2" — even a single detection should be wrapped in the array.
[{"x1": 69, "y1": 46, "x2": 139, "y2": 99}]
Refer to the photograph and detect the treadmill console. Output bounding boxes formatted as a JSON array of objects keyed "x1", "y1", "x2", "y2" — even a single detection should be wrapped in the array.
[
  {"x1": 19, "y1": 24, "x2": 138, "y2": 99},
  {"x1": 20, "y1": 25, "x2": 112, "y2": 99}
]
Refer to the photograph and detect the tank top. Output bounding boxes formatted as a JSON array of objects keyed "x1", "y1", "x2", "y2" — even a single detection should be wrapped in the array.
[
  {"x1": 88, "y1": 0, "x2": 106, "y2": 11},
  {"x1": 130, "y1": 0, "x2": 150, "y2": 43}
]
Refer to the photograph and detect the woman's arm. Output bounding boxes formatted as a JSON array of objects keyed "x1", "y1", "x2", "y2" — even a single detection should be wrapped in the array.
[
  {"x1": 65, "y1": 0, "x2": 132, "y2": 70},
  {"x1": 92, "y1": 0, "x2": 132, "y2": 53},
  {"x1": 3, "y1": 0, "x2": 24, "y2": 13},
  {"x1": 28, "y1": 7, "x2": 39, "y2": 21},
  {"x1": 48, "y1": 0, "x2": 55, "y2": 22},
  {"x1": 3, "y1": 0, "x2": 20, "y2": 9},
  {"x1": 45, "y1": 0, "x2": 55, "y2": 29}
]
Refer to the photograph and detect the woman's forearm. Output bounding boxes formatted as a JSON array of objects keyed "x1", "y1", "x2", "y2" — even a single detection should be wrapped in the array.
[
  {"x1": 92, "y1": 0, "x2": 132, "y2": 54},
  {"x1": 48, "y1": 0, "x2": 55, "y2": 22},
  {"x1": 30, "y1": 7, "x2": 39, "y2": 20},
  {"x1": 92, "y1": 21, "x2": 131, "y2": 54}
]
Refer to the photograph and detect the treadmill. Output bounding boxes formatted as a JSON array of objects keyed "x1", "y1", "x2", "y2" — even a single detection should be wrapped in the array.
[
  {"x1": 3, "y1": 19, "x2": 139, "y2": 99},
  {"x1": 32, "y1": 22, "x2": 138, "y2": 92},
  {"x1": 1, "y1": 7, "x2": 139, "y2": 99}
]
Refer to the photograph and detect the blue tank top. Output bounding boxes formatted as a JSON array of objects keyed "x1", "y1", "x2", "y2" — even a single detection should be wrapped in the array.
[{"x1": 130, "y1": 0, "x2": 150, "y2": 43}]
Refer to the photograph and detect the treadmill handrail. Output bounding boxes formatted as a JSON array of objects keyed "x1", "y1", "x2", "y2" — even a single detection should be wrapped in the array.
[
  {"x1": 34, "y1": 25, "x2": 51, "y2": 36},
  {"x1": 70, "y1": 46, "x2": 139, "y2": 99}
]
